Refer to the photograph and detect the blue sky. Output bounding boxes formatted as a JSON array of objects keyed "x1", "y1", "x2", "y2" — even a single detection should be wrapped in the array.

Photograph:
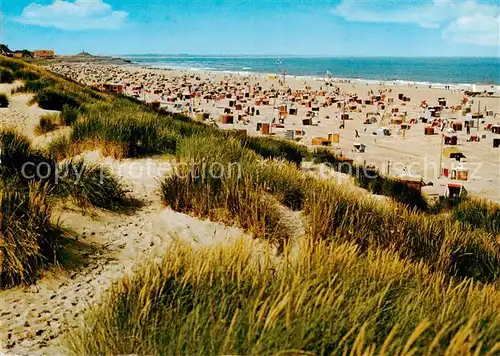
[{"x1": 3, "y1": 0, "x2": 500, "y2": 56}]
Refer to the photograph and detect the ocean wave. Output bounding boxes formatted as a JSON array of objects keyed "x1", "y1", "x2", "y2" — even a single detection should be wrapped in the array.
[{"x1": 122, "y1": 57, "x2": 500, "y2": 89}]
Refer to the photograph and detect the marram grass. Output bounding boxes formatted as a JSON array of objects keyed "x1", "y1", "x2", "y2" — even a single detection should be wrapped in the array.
[
  {"x1": 54, "y1": 159, "x2": 128, "y2": 212},
  {"x1": 65, "y1": 238, "x2": 500, "y2": 355},
  {"x1": 0, "y1": 182, "x2": 62, "y2": 287},
  {"x1": 160, "y1": 160, "x2": 290, "y2": 244},
  {"x1": 34, "y1": 113, "x2": 60, "y2": 136},
  {"x1": 169, "y1": 135, "x2": 500, "y2": 282},
  {"x1": 0, "y1": 125, "x2": 129, "y2": 286}
]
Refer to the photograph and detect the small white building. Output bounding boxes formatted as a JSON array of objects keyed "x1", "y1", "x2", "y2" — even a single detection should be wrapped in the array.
[{"x1": 470, "y1": 84, "x2": 500, "y2": 94}]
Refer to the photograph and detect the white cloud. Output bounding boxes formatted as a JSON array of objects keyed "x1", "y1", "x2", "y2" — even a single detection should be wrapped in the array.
[
  {"x1": 443, "y1": 13, "x2": 500, "y2": 46},
  {"x1": 17, "y1": 0, "x2": 128, "y2": 30},
  {"x1": 332, "y1": 0, "x2": 500, "y2": 46}
]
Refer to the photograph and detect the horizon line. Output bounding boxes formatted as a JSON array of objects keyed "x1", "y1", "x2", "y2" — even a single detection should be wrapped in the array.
[{"x1": 109, "y1": 54, "x2": 500, "y2": 59}]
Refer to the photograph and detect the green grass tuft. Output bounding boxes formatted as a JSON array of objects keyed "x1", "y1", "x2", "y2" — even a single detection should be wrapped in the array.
[
  {"x1": 161, "y1": 161, "x2": 289, "y2": 243},
  {"x1": 0, "y1": 182, "x2": 63, "y2": 288},
  {"x1": 71, "y1": 100, "x2": 178, "y2": 157},
  {"x1": 0, "y1": 67, "x2": 15, "y2": 84},
  {"x1": 61, "y1": 104, "x2": 79, "y2": 126},
  {"x1": 452, "y1": 197, "x2": 500, "y2": 234},
  {"x1": 34, "y1": 87, "x2": 81, "y2": 111},
  {"x1": 312, "y1": 148, "x2": 427, "y2": 210},
  {"x1": 54, "y1": 159, "x2": 128, "y2": 211},
  {"x1": 34, "y1": 113, "x2": 60, "y2": 136},
  {"x1": 241, "y1": 135, "x2": 307, "y2": 165},
  {"x1": 0, "y1": 93, "x2": 9, "y2": 108}
]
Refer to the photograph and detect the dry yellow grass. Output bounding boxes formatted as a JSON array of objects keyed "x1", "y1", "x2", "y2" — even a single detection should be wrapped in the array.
[{"x1": 65, "y1": 237, "x2": 500, "y2": 355}]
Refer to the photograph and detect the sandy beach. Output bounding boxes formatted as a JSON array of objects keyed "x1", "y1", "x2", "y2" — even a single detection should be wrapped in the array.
[{"x1": 48, "y1": 61, "x2": 500, "y2": 203}]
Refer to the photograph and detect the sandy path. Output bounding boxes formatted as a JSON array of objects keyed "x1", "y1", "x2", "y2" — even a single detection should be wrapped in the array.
[
  {"x1": 0, "y1": 156, "x2": 248, "y2": 355},
  {"x1": 0, "y1": 82, "x2": 59, "y2": 140}
]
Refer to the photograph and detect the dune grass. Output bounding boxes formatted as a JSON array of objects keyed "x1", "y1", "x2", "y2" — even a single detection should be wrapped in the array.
[
  {"x1": 0, "y1": 128, "x2": 56, "y2": 186},
  {"x1": 65, "y1": 237, "x2": 500, "y2": 355},
  {"x1": 303, "y1": 180, "x2": 499, "y2": 282},
  {"x1": 13, "y1": 68, "x2": 41, "y2": 81},
  {"x1": 161, "y1": 160, "x2": 290, "y2": 244},
  {"x1": 162, "y1": 132, "x2": 500, "y2": 282},
  {"x1": 175, "y1": 135, "x2": 309, "y2": 211},
  {"x1": 11, "y1": 77, "x2": 55, "y2": 95},
  {"x1": 0, "y1": 182, "x2": 63, "y2": 287},
  {"x1": 70, "y1": 100, "x2": 178, "y2": 158},
  {"x1": 312, "y1": 148, "x2": 428, "y2": 210},
  {"x1": 452, "y1": 197, "x2": 500, "y2": 235},
  {"x1": 6, "y1": 57, "x2": 497, "y2": 274},
  {"x1": 0, "y1": 126, "x2": 128, "y2": 286},
  {"x1": 34, "y1": 113, "x2": 60, "y2": 136},
  {"x1": 0, "y1": 93, "x2": 9, "y2": 108},
  {"x1": 0, "y1": 55, "x2": 497, "y2": 349},
  {"x1": 2, "y1": 56, "x2": 105, "y2": 110},
  {"x1": 61, "y1": 104, "x2": 79, "y2": 126},
  {"x1": 45, "y1": 134, "x2": 75, "y2": 162},
  {"x1": 240, "y1": 135, "x2": 308, "y2": 166},
  {"x1": 54, "y1": 159, "x2": 128, "y2": 211},
  {"x1": 0, "y1": 57, "x2": 26, "y2": 72},
  {"x1": 33, "y1": 87, "x2": 81, "y2": 111},
  {"x1": 0, "y1": 67, "x2": 14, "y2": 83}
]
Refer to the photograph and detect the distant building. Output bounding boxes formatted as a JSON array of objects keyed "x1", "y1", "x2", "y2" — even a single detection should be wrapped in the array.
[
  {"x1": 97, "y1": 83, "x2": 124, "y2": 94},
  {"x1": 77, "y1": 51, "x2": 92, "y2": 57},
  {"x1": 34, "y1": 50, "x2": 55, "y2": 58},
  {"x1": 471, "y1": 83, "x2": 500, "y2": 95},
  {"x1": 13, "y1": 50, "x2": 34, "y2": 58},
  {"x1": 0, "y1": 44, "x2": 14, "y2": 57}
]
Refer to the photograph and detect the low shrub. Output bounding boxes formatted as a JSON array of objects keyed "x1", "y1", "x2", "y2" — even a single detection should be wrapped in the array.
[
  {"x1": 61, "y1": 104, "x2": 79, "y2": 126},
  {"x1": 55, "y1": 159, "x2": 128, "y2": 211},
  {"x1": 0, "y1": 68, "x2": 14, "y2": 84},
  {"x1": 241, "y1": 136, "x2": 307, "y2": 165},
  {"x1": 34, "y1": 114, "x2": 60, "y2": 136},
  {"x1": 33, "y1": 87, "x2": 80, "y2": 111},
  {"x1": 0, "y1": 93, "x2": 9, "y2": 108}
]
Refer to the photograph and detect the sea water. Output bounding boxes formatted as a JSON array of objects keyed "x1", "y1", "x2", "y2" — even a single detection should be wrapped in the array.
[{"x1": 121, "y1": 55, "x2": 500, "y2": 87}]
